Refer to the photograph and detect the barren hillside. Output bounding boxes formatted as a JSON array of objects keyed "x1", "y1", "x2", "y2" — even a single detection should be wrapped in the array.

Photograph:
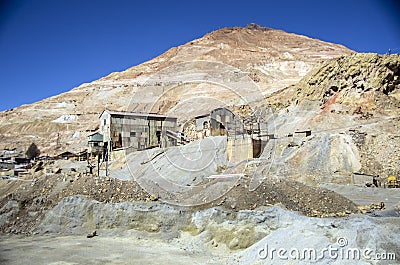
[
  {"x1": 263, "y1": 53, "x2": 400, "y2": 182},
  {"x1": 0, "y1": 24, "x2": 352, "y2": 155}
]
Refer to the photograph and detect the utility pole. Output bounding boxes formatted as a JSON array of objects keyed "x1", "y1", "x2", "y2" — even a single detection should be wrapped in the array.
[
  {"x1": 106, "y1": 158, "x2": 108, "y2": 177},
  {"x1": 97, "y1": 154, "x2": 100, "y2": 176}
]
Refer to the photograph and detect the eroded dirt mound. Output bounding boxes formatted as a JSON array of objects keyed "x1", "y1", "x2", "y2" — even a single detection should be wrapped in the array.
[
  {"x1": 198, "y1": 177, "x2": 358, "y2": 217},
  {"x1": 0, "y1": 170, "x2": 359, "y2": 235},
  {"x1": 0, "y1": 174, "x2": 149, "y2": 234}
]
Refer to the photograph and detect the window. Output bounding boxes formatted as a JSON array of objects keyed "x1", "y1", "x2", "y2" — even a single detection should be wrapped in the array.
[{"x1": 130, "y1": 131, "x2": 136, "y2": 137}]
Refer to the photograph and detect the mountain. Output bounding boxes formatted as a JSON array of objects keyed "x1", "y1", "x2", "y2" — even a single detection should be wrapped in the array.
[
  {"x1": 270, "y1": 52, "x2": 400, "y2": 111},
  {"x1": 264, "y1": 53, "x2": 400, "y2": 181},
  {"x1": 0, "y1": 24, "x2": 353, "y2": 155}
]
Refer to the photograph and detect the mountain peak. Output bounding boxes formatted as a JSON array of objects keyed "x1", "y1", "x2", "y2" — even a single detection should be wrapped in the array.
[
  {"x1": 244, "y1": 23, "x2": 272, "y2": 31},
  {"x1": 0, "y1": 25, "x2": 354, "y2": 154}
]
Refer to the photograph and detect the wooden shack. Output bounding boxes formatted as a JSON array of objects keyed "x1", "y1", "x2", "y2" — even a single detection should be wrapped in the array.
[
  {"x1": 87, "y1": 132, "x2": 104, "y2": 155},
  {"x1": 100, "y1": 110, "x2": 178, "y2": 155}
]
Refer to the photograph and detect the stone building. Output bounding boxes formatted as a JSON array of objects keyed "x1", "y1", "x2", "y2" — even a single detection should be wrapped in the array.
[
  {"x1": 189, "y1": 107, "x2": 268, "y2": 163},
  {"x1": 193, "y1": 108, "x2": 241, "y2": 139}
]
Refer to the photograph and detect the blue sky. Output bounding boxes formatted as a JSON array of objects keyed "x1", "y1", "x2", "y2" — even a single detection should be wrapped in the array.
[{"x1": 0, "y1": 0, "x2": 399, "y2": 112}]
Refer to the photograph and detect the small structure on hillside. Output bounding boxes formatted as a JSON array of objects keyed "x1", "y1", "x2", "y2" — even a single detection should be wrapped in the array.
[
  {"x1": 87, "y1": 132, "x2": 104, "y2": 155},
  {"x1": 294, "y1": 130, "x2": 312, "y2": 137},
  {"x1": 100, "y1": 110, "x2": 178, "y2": 156},
  {"x1": 0, "y1": 148, "x2": 23, "y2": 158},
  {"x1": 0, "y1": 149, "x2": 33, "y2": 177},
  {"x1": 184, "y1": 107, "x2": 270, "y2": 163},
  {"x1": 191, "y1": 108, "x2": 242, "y2": 140},
  {"x1": 0, "y1": 161, "x2": 14, "y2": 170},
  {"x1": 55, "y1": 151, "x2": 87, "y2": 161}
]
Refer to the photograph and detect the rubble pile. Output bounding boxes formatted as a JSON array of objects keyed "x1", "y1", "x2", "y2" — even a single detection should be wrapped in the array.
[
  {"x1": 0, "y1": 172, "x2": 150, "y2": 234},
  {"x1": 0, "y1": 164, "x2": 360, "y2": 235},
  {"x1": 201, "y1": 177, "x2": 359, "y2": 217}
]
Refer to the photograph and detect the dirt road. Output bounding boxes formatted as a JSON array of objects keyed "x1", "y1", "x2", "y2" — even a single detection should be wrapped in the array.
[{"x1": 0, "y1": 232, "x2": 227, "y2": 265}]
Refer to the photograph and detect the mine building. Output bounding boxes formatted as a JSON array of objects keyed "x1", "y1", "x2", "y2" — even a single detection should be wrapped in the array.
[
  {"x1": 99, "y1": 110, "x2": 178, "y2": 156},
  {"x1": 187, "y1": 107, "x2": 270, "y2": 163},
  {"x1": 193, "y1": 108, "x2": 242, "y2": 139}
]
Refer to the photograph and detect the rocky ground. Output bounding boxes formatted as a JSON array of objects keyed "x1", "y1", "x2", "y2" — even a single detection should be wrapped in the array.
[
  {"x1": 0, "y1": 145, "x2": 399, "y2": 265},
  {"x1": 0, "y1": 232, "x2": 228, "y2": 265},
  {"x1": 0, "y1": 169, "x2": 359, "y2": 235},
  {"x1": 0, "y1": 197, "x2": 399, "y2": 265}
]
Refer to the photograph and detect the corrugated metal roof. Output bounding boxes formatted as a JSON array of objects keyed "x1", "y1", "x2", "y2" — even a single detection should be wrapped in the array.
[
  {"x1": 101, "y1": 110, "x2": 177, "y2": 120},
  {"x1": 88, "y1": 132, "x2": 103, "y2": 142}
]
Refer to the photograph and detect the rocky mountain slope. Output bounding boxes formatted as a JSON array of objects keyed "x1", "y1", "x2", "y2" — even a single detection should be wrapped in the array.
[
  {"x1": 269, "y1": 53, "x2": 400, "y2": 113},
  {"x1": 1, "y1": 24, "x2": 398, "y2": 184},
  {"x1": 0, "y1": 24, "x2": 352, "y2": 155},
  {"x1": 261, "y1": 53, "x2": 400, "y2": 182}
]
